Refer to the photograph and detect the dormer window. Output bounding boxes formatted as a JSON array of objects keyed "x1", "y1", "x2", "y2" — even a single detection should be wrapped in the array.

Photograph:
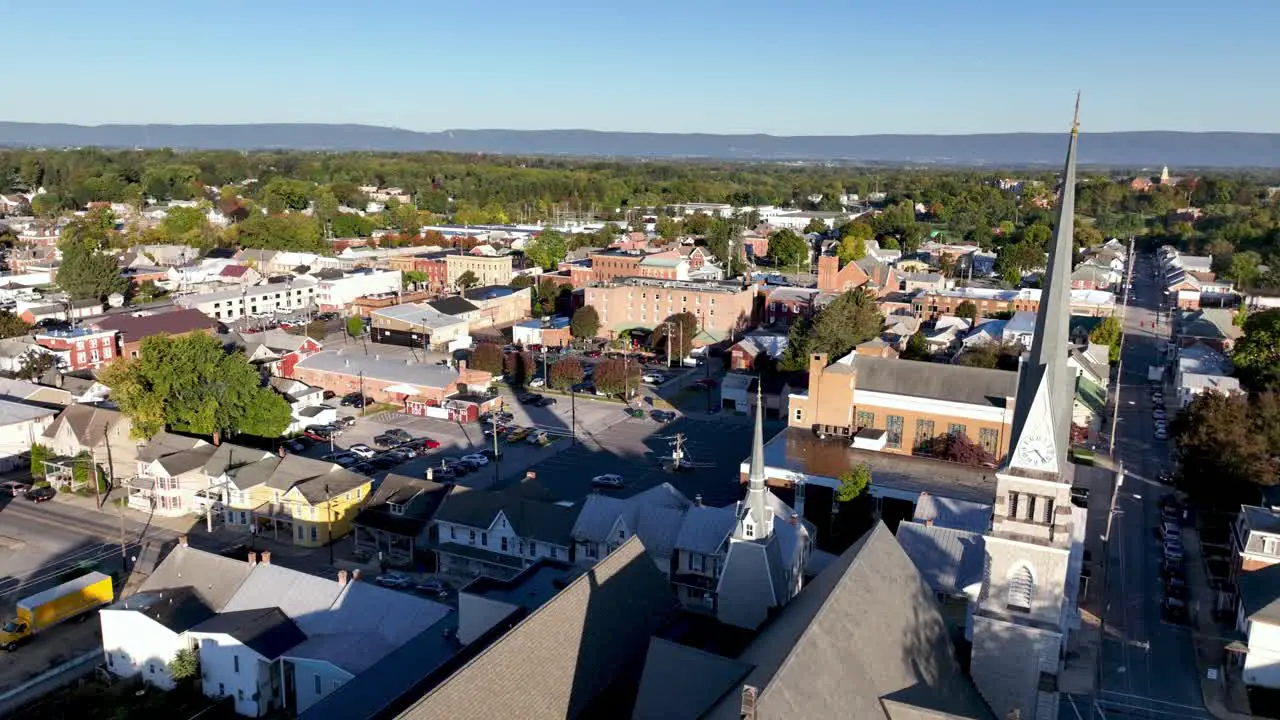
[{"x1": 388, "y1": 502, "x2": 404, "y2": 516}]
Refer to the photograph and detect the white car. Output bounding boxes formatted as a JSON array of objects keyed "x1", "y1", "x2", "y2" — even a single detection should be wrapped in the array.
[
  {"x1": 591, "y1": 473, "x2": 624, "y2": 489},
  {"x1": 460, "y1": 453, "x2": 490, "y2": 466},
  {"x1": 528, "y1": 377, "x2": 546, "y2": 388},
  {"x1": 347, "y1": 444, "x2": 376, "y2": 459},
  {"x1": 642, "y1": 373, "x2": 666, "y2": 384}
]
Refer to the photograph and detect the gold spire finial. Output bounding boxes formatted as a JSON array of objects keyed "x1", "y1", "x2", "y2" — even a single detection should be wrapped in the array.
[{"x1": 1072, "y1": 92, "x2": 1081, "y2": 135}]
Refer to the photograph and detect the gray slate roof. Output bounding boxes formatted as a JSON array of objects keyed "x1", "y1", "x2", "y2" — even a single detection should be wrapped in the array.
[
  {"x1": 715, "y1": 535, "x2": 786, "y2": 630},
  {"x1": 220, "y1": 563, "x2": 346, "y2": 634},
  {"x1": 140, "y1": 544, "x2": 255, "y2": 611},
  {"x1": 287, "y1": 581, "x2": 451, "y2": 674},
  {"x1": 109, "y1": 587, "x2": 216, "y2": 634},
  {"x1": 895, "y1": 521, "x2": 987, "y2": 596},
  {"x1": 673, "y1": 503, "x2": 737, "y2": 555},
  {"x1": 436, "y1": 485, "x2": 579, "y2": 547},
  {"x1": 850, "y1": 355, "x2": 1016, "y2": 407},
  {"x1": 631, "y1": 638, "x2": 752, "y2": 720},
  {"x1": 190, "y1": 607, "x2": 306, "y2": 660},
  {"x1": 570, "y1": 483, "x2": 691, "y2": 560},
  {"x1": 396, "y1": 537, "x2": 677, "y2": 720},
  {"x1": 704, "y1": 522, "x2": 993, "y2": 720},
  {"x1": 295, "y1": 350, "x2": 464, "y2": 388},
  {"x1": 913, "y1": 493, "x2": 993, "y2": 533}
]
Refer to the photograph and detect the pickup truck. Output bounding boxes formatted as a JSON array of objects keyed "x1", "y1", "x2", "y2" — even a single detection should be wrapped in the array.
[{"x1": 1, "y1": 572, "x2": 114, "y2": 651}]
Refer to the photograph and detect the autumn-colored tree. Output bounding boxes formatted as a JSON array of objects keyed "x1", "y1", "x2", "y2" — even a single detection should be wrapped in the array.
[
  {"x1": 1171, "y1": 390, "x2": 1274, "y2": 504},
  {"x1": 570, "y1": 306, "x2": 600, "y2": 340},
  {"x1": 592, "y1": 357, "x2": 641, "y2": 397},
  {"x1": 917, "y1": 432, "x2": 996, "y2": 466},
  {"x1": 469, "y1": 343, "x2": 504, "y2": 375},
  {"x1": 649, "y1": 312, "x2": 698, "y2": 363},
  {"x1": 503, "y1": 350, "x2": 534, "y2": 386},
  {"x1": 548, "y1": 357, "x2": 585, "y2": 390}
]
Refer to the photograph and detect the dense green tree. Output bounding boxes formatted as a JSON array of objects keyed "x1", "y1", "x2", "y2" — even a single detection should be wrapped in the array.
[
  {"x1": 900, "y1": 329, "x2": 930, "y2": 361},
  {"x1": 332, "y1": 213, "x2": 376, "y2": 237},
  {"x1": 835, "y1": 464, "x2": 871, "y2": 502},
  {"x1": 402, "y1": 270, "x2": 428, "y2": 289},
  {"x1": 58, "y1": 212, "x2": 128, "y2": 300},
  {"x1": 262, "y1": 178, "x2": 314, "y2": 214},
  {"x1": 571, "y1": 306, "x2": 600, "y2": 339},
  {"x1": 804, "y1": 217, "x2": 828, "y2": 234},
  {"x1": 766, "y1": 229, "x2": 809, "y2": 269},
  {"x1": 1172, "y1": 390, "x2": 1275, "y2": 502},
  {"x1": 233, "y1": 213, "x2": 326, "y2": 253},
  {"x1": 100, "y1": 333, "x2": 292, "y2": 440},
  {"x1": 168, "y1": 648, "x2": 200, "y2": 683},
  {"x1": 836, "y1": 234, "x2": 866, "y2": 263},
  {"x1": 456, "y1": 270, "x2": 480, "y2": 291},
  {"x1": 346, "y1": 316, "x2": 365, "y2": 337},
  {"x1": 1226, "y1": 251, "x2": 1263, "y2": 289},
  {"x1": 524, "y1": 230, "x2": 568, "y2": 270},
  {"x1": 16, "y1": 352, "x2": 58, "y2": 380},
  {"x1": 1234, "y1": 309, "x2": 1280, "y2": 390},
  {"x1": 656, "y1": 216, "x2": 681, "y2": 240},
  {"x1": 0, "y1": 312, "x2": 30, "y2": 339},
  {"x1": 804, "y1": 290, "x2": 883, "y2": 360},
  {"x1": 955, "y1": 301, "x2": 978, "y2": 325},
  {"x1": 1089, "y1": 315, "x2": 1123, "y2": 363}
]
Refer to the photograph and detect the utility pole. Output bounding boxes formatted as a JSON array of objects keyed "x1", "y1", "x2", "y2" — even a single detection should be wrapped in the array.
[
  {"x1": 570, "y1": 387, "x2": 577, "y2": 445},
  {"x1": 100, "y1": 422, "x2": 115, "y2": 510},
  {"x1": 665, "y1": 321, "x2": 673, "y2": 368},
  {"x1": 358, "y1": 371, "x2": 366, "y2": 417}
]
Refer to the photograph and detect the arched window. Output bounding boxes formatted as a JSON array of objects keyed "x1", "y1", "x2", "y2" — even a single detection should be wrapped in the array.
[{"x1": 1007, "y1": 564, "x2": 1034, "y2": 612}]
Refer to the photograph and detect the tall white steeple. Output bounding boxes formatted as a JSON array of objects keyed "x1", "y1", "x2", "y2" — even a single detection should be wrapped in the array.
[
  {"x1": 1004, "y1": 96, "x2": 1080, "y2": 480},
  {"x1": 738, "y1": 383, "x2": 773, "y2": 541}
]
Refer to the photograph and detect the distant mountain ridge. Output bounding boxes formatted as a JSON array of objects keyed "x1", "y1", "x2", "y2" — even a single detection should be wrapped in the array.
[{"x1": 2, "y1": 122, "x2": 1280, "y2": 168}]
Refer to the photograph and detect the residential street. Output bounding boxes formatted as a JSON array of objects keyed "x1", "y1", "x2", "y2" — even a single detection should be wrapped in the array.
[{"x1": 1088, "y1": 250, "x2": 1210, "y2": 719}]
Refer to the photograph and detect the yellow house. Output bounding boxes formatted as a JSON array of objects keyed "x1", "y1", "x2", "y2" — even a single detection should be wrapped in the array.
[{"x1": 205, "y1": 444, "x2": 371, "y2": 547}]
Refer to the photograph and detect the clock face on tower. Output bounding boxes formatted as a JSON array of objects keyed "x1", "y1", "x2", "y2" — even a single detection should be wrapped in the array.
[{"x1": 1013, "y1": 427, "x2": 1057, "y2": 472}]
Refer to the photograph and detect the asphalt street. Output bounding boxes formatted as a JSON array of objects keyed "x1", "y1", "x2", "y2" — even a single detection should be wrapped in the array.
[{"x1": 1091, "y1": 251, "x2": 1209, "y2": 719}]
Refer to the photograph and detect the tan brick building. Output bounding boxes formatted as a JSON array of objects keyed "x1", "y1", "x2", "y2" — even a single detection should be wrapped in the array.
[
  {"x1": 583, "y1": 278, "x2": 756, "y2": 343},
  {"x1": 787, "y1": 351, "x2": 1017, "y2": 462},
  {"x1": 445, "y1": 253, "x2": 513, "y2": 289}
]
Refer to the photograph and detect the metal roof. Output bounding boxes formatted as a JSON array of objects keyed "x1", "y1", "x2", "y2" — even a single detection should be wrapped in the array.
[{"x1": 295, "y1": 351, "x2": 463, "y2": 389}]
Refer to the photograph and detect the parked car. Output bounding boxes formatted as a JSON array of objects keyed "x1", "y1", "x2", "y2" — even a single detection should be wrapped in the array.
[
  {"x1": 518, "y1": 393, "x2": 543, "y2": 405},
  {"x1": 370, "y1": 455, "x2": 400, "y2": 470},
  {"x1": 528, "y1": 377, "x2": 546, "y2": 388},
  {"x1": 527, "y1": 430, "x2": 549, "y2": 445},
  {"x1": 414, "y1": 580, "x2": 449, "y2": 598},
  {"x1": 591, "y1": 474, "x2": 624, "y2": 489},
  {"x1": 650, "y1": 410, "x2": 676, "y2": 423},
  {"x1": 0, "y1": 480, "x2": 30, "y2": 497},
  {"x1": 625, "y1": 407, "x2": 645, "y2": 418},
  {"x1": 418, "y1": 437, "x2": 441, "y2": 450},
  {"x1": 1162, "y1": 596, "x2": 1190, "y2": 625},
  {"x1": 460, "y1": 453, "x2": 490, "y2": 466},
  {"x1": 304, "y1": 428, "x2": 333, "y2": 443},
  {"x1": 322, "y1": 390, "x2": 337, "y2": 400},
  {"x1": 282, "y1": 440, "x2": 306, "y2": 453},
  {"x1": 642, "y1": 372, "x2": 666, "y2": 384},
  {"x1": 348, "y1": 444, "x2": 376, "y2": 459},
  {"x1": 335, "y1": 416, "x2": 357, "y2": 429},
  {"x1": 349, "y1": 463, "x2": 375, "y2": 476},
  {"x1": 24, "y1": 486, "x2": 56, "y2": 503},
  {"x1": 1156, "y1": 470, "x2": 1175, "y2": 486},
  {"x1": 536, "y1": 397, "x2": 557, "y2": 407},
  {"x1": 505, "y1": 427, "x2": 530, "y2": 442},
  {"x1": 374, "y1": 573, "x2": 412, "y2": 589}
]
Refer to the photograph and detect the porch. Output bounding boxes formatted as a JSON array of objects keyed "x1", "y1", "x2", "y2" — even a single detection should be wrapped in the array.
[
  {"x1": 434, "y1": 541, "x2": 525, "y2": 580},
  {"x1": 352, "y1": 524, "x2": 417, "y2": 566},
  {"x1": 42, "y1": 456, "x2": 88, "y2": 492}
]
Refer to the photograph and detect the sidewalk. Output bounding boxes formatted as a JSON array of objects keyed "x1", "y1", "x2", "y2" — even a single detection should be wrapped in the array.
[{"x1": 1182, "y1": 524, "x2": 1256, "y2": 719}]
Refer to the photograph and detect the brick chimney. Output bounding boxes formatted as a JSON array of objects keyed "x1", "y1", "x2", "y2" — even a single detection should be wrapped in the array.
[
  {"x1": 212, "y1": 429, "x2": 222, "y2": 446},
  {"x1": 925, "y1": 519, "x2": 934, "y2": 527},
  {"x1": 278, "y1": 445, "x2": 286, "y2": 458},
  {"x1": 261, "y1": 551, "x2": 271, "y2": 565},
  {"x1": 352, "y1": 568, "x2": 362, "y2": 582},
  {"x1": 178, "y1": 535, "x2": 189, "y2": 548},
  {"x1": 248, "y1": 551, "x2": 258, "y2": 566},
  {"x1": 525, "y1": 471, "x2": 536, "y2": 481},
  {"x1": 337, "y1": 569, "x2": 349, "y2": 587},
  {"x1": 694, "y1": 494, "x2": 703, "y2": 507}
]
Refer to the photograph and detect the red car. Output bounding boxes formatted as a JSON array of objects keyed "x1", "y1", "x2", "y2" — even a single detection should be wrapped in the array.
[{"x1": 419, "y1": 437, "x2": 441, "y2": 450}]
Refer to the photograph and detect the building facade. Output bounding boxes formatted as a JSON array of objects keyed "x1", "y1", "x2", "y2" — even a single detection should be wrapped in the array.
[
  {"x1": 583, "y1": 278, "x2": 756, "y2": 342},
  {"x1": 34, "y1": 327, "x2": 118, "y2": 371},
  {"x1": 445, "y1": 253, "x2": 512, "y2": 289}
]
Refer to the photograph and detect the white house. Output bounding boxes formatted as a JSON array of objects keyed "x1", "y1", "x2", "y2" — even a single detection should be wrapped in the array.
[
  {"x1": 1177, "y1": 373, "x2": 1242, "y2": 408},
  {"x1": 432, "y1": 485, "x2": 579, "y2": 579},
  {"x1": 102, "y1": 543, "x2": 452, "y2": 718},
  {"x1": 570, "y1": 483, "x2": 692, "y2": 575},
  {"x1": 0, "y1": 399, "x2": 58, "y2": 471},
  {"x1": 269, "y1": 378, "x2": 330, "y2": 434},
  {"x1": 1237, "y1": 563, "x2": 1280, "y2": 690},
  {"x1": 175, "y1": 279, "x2": 318, "y2": 322},
  {"x1": 124, "y1": 431, "x2": 218, "y2": 517}
]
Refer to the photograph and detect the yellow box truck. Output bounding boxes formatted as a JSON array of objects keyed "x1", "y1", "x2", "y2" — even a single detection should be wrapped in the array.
[{"x1": 0, "y1": 571, "x2": 113, "y2": 651}]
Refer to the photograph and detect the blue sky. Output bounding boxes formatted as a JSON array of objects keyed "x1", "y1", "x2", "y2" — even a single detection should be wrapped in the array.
[{"x1": 9, "y1": 0, "x2": 1278, "y2": 134}]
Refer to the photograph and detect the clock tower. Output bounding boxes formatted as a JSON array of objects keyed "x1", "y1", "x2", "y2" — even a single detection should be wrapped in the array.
[{"x1": 968, "y1": 100, "x2": 1087, "y2": 720}]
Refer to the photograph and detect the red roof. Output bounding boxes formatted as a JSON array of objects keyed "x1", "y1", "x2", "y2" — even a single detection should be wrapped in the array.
[{"x1": 219, "y1": 265, "x2": 251, "y2": 278}]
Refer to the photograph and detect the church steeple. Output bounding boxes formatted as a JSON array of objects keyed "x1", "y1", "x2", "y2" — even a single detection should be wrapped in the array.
[
  {"x1": 1005, "y1": 96, "x2": 1080, "y2": 479},
  {"x1": 740, "y1": 383, "x2": 773, "y2": 541}
]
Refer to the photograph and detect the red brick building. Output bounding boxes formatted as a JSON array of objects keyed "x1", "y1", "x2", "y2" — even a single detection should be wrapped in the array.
[
  {"x1": 35, "y1": 327, "x2": 118, "y2": 371},
  {"x1": 88, "y1": 308, "x2": 220, "y2": 359}
]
